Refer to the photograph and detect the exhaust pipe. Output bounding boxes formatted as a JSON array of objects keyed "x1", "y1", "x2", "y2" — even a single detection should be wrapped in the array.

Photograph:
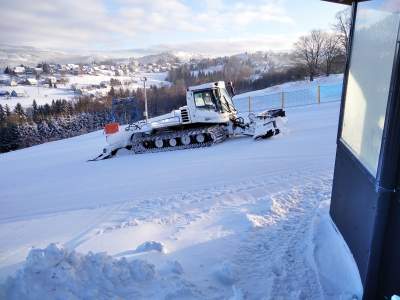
[{"x1": 227, "y1": 81, "x2": 235, "y2": 97}]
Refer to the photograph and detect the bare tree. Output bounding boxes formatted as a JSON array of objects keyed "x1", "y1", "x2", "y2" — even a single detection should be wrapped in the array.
[
  {"x1": 263, "y1": 52, "x2": 276, "y2": 72},
  {"x1": 295, "y1": 30, "x2": 325, "y2": 81},
  {"x1": 223, "y1": 57, "x2": 252, "y2": 82},
  {"x1": 322, "y1": 33, "x2": 342, "y2": 76},
  {"x1": 333, "y1": 8, "x2": 351, "y2": 57}
]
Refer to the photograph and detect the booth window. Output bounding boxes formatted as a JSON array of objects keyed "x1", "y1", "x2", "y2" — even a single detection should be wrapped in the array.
[{"x1": 341, "y1": 0, "x2": 400, "y2": 176}]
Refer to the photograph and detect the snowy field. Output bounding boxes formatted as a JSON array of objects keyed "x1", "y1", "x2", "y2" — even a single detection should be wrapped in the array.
[
  {"x1": 0, "y1": 72, "x2": 169, "y2": 109},
  {"x1": 65, "y1": 72, "x2": 168, "y2": 87},
  {"x1": 0, "y1": 99, "x2": 362, "y2": 299},
  {"x1": 0, "y1": 85, "x2": 77, "y2": 109}
]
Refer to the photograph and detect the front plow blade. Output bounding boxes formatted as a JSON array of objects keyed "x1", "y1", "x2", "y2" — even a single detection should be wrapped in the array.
[{"x1": 87, "y1": 148, "x2": 120, "y2": 162}]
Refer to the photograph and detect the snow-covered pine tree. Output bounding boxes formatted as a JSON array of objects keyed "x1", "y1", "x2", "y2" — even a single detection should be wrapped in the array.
[
  {"x1": 0, "y1": 123, "x2": 19, "y2": 152},
  {"x1": 32, "y1": 100, "x2": 39, "y2": 122},
  {"x1": 14, "y1": 103, "x2": 26, "y2": 123},
  {"x1": 0, "y1": 104, "x2": 5, "y2": 125},
  {"x1": 4, "y1": 104, "x2": 11, "y2": 117}
]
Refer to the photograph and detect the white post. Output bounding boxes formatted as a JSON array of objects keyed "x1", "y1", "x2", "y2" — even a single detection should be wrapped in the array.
[{"x1": 142, "y1": 77, "x2": 148, "y2": 123}]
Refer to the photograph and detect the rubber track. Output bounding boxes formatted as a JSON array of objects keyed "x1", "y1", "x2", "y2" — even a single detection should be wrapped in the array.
[{"x1": 131, "y1": 125, "x2": 228, "y2": 154}]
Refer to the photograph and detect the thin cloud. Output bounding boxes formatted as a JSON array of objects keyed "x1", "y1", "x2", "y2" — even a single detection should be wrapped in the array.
[{"x1": 0, "y1": 0, "x2": 294, "y2": 54}]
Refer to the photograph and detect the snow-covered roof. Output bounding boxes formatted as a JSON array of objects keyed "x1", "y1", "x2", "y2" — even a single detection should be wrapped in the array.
[
  {"x1": 188, "y1": 81, "x2": 226, "y2": 91},
  {"x1": 26, "y1": 78, "x2": 37, "y2": 85},
  {"x1": 13, "y1": 66, "x2": 25, "y2": 73}
]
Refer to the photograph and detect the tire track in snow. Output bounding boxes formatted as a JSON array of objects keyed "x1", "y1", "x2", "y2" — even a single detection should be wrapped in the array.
[
  {"x1": 85, "y1": 167, "x2": 314, "y2": 242},
  {"x1": 59, "y1": 165, "x2": 334, "y2": 299},
  {"x1": 62, "y1": 202, "x2": 127, "y2": 250},
  {"x1": 59, "y1": 155, "x2": 331, "y2": 253},
  {"x1": 230, "y1": 175, "x2": 332, "y2": 299}
]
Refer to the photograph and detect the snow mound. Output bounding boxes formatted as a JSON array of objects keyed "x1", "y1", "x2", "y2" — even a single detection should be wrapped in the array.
[
  {"x1": 229, "y1": 286, "x2": 244, "y2": 300},
  {"x1": 213, "y1": 262, "x2": 236, "y2": 286},
  {"x1": 1, "y1": 243, "x2": 197, "y2": 300},
  {"x1": 246, "y1": 213, "x2": 268, "y2": 228},
  {"x1": 135, "y1": 240, "x2": 167, "y2": 254},
  {"x1": 160, "y1": 260, "x2": 184, "y2": 275},
  {"x1": 311, "y1": 201, "x2": 363, "y2": 300}
]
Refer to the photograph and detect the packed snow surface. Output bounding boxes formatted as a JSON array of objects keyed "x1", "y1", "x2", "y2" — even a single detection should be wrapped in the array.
[{"x1": 0, "y1": 83, "x2": 362, "y2": 298}]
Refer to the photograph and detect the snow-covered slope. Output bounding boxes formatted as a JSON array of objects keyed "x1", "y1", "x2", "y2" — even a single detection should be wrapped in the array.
[{"x1": 0, "y1": 100, "x2": 362, "y2": 298}]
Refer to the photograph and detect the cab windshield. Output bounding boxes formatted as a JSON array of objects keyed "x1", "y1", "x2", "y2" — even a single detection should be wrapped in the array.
[
  {"x1": 193, "y1": 90, "x2": 217, "y2": 110},
  {"x1": 193, "y1": 88, "x2": 236, "y2": 113}
]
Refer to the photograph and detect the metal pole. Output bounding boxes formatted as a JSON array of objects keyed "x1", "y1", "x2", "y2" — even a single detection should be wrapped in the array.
[
  {"x1": 143, "y1": 77, "x2": 148, "y2": 123},
  {"x1": 248, "y1": 96, "x2": 252, "y2": 113},
  {"x1": 281, "y1": 91, "x2": 285, "y2": 108},
  {"x1": 317, "y1": 85, "x2": 321, "y2": 104}
]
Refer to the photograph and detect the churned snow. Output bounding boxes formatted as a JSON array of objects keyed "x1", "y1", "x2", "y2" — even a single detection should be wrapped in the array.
[
  {"x1": 135, "y1": 241, "x2": 167, "y2": 254},
  {"x1": 1, "y1": 243, "x2": 195, "y2": 299},
  {"x1": 0, "y1": 78, "x2": 362, "y2": 299}
]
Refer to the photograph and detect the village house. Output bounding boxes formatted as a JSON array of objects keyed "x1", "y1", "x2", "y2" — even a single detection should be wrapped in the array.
[
  {"x1": 24, "y1": 78, "x2": 38, "y2": 85},
  {"x1": 0, "y1": 90, "x2": 10, "y2": 97},
  {"x1": 13, "y1": 66, "x2": 25, "y2": 75},
  {"x1": 46, "y1": 76, "x2": 57, "y2": 87},
  {"x1": 10, "y1": 90, "x2": 26, "y2": 97}
]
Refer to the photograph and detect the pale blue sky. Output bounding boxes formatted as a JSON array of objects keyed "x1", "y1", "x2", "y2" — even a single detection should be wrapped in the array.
[{"x1": 0, "y1": 0, "x2": 345, "y2": 56}]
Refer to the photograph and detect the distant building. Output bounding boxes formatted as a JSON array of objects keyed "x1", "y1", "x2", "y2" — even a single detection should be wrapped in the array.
[
  {"x1": 99, "y1": 81, "x2": 109, "y2": 88},
  {"x1": 34, "y1": 67, "x2": 43, "y2": 75},
  {"x1": 10, "y1": 90, "x2": 26, "y2": 97},
  {"x1": 25, "y1": 78, "x2": 37, "y2": 85},
  {"x1": 13, "y1": 66, "x2": 25, "y2": 75},
  {"x1": 115, "y1": 69, "x2": 123, "y2": 76},
  {"x1": 25, "y1": 68, "x2": 33, "y2": 75},
  {"x1": 46, "y1": 76, "x2": 57, "y2": 87}
]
